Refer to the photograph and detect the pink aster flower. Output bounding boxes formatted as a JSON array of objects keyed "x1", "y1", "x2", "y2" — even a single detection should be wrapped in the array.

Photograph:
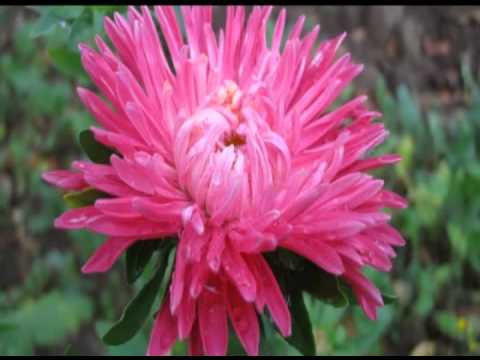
[{"x1": 43, "y1": 5, "x2": 407, "y2": 356}]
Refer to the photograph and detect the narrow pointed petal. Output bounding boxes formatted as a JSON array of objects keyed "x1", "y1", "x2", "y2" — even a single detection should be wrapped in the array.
[
  {"x1": 247, "y1": 254, "x2": 291, "y2": 337},
  {"x1": 226, "y1": 282, "x2": 260, "y2": 356},
  {"x1": 222, "y1": 246, "x2": 257, "y2": 303},
  {"x1": 42, "y1": 170, "x2": 88, "y2": 190},
  {"x1": 147, "y1": 296, "x2": 178, "y2": 356},
  {"x1": 188, "y1": 320, "x2": 204, "y2": 356},
  {"x1": 82, "y1": 237, "x2": 137, "y2": 273},
  {"x1": 198, "y1": 283, "x2": 228, "y2": 356}
]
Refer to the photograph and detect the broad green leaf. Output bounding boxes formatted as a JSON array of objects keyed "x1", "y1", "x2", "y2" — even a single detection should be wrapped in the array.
[
  {"x1": 126, "y1": 241, "x2": 159, "y2": 284},
  {"x1": 259, "y1": 313, "x2": 295, "y2": 356},
  {"x1": 63, "y1": 188, "x2": 106, "y2": 208},
  {"x1": 276, "y1": 247, "x2": 306, "y2": 271},
  {"x1": 381, "y1": 293, "x2": 397, "y2": 305},
  {"x1": 102, "y1": 244, "x2": 174, "y2": 345},
  {"x1": 285, "y1": 291, "x2": 316, "y2": 356},
  {"x1": 265, "y1": 249, "x2": 349, "y2": 307},
  {"x1": 300, "y1": 266, "x2": 349, "y2": 308},
  {"x1": 29, "y1": 13, "x2": 59, "y2": 38},
  {"x1": 69, "y1": 8, "x2": 95, "y2": 47},
  {"x1": 95, "y1": 320, "x2": 148, "y2": 356},
  {"x1": 79, "y1": 129, "x2": 115, "y2": 164},
  {"x1": 48, "y1": 47, "x2": 84, "y2": 78}
]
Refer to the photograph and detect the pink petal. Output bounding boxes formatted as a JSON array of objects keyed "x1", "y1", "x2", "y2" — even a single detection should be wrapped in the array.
[
  {"x1": 82, "y1": 237, "x2": 137, "y2": 273},
  {"x1": 132, "y1": 197, "x2": 187, "y2": 223},
  {"x1": 206, "y1": 228, "x2": 225, "y2": 273},
  {"x1": 340, "y1": 154, "x2": 402, "y2": 174},
  {"x1": 94, "y1": 197, "x2": 140, "y2": 219},
  {"x1": 221, "y1": 246, "x2": 257, "y2": 303},
  {"x1": 86, "y1": 215, "x2": 178, "y2": 237},
  {"x1": 246, "y1": 254, "x2": 291, "y2": 337},
  {"x1": 282, "y1": 238, "x2": 345, "y2": 275},
  {"x1": 72, "y1": 161, "x2": 138, "y2": 197},
  {"x1": 54, "y1": 206, "x2": 102, "y2": 230},
  {"x1": 170, "y1": 238, "x2": 188, "y2": 314},
  {"x1": 147, "y1": 295, "x2": 178, "y2": 356},
  {"x1": 111, "y1": 155, "x2": 155, "y2": 195},
  {"x1": 90, "y1": 126, "x2": 146, "y2": 156},
  {"x1": 189, "y1": 261, "x2": 209, "y2": 299},
  {"x1": 226, "y1": 282, "x2": 260, "y2": 356},
  {"x1": 42, "y1": 170, "x2": 88, "y2": 190},
  {"x1": 188, "y1": 320, "x2": 204, "y2": 356},
  {"x1": 177, "y1": 290, "x2": 196, "y2": 340},
  {"x1": 198, "y1": 282, "x2": 228, "y2": 356}
]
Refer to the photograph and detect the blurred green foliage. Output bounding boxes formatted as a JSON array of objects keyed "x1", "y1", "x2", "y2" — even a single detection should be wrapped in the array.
[{"x1": 1, "y1": 5, "x2": 480, "y2": 356}]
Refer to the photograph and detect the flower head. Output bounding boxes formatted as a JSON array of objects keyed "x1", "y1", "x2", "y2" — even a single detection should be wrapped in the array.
[{"x1": 43, "y1": 5, "x2": 407, "y2": 356}]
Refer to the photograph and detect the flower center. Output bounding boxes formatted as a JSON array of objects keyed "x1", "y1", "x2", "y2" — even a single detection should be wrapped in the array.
[
  {"x1": 210, "y1": 80, "x2": 247, "y2": 148},
  {"x1": 214, "y1": 80, "x2": 243, "y2": 117},
  {"x1": 223, "y1": 132, "x2": 246, "y2": 147}
]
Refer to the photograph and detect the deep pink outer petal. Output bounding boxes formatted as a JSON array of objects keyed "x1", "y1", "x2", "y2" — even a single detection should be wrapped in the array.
[
  {"x1": 222, "y1": 246, "x2": 257, "y2": 303},
  {"x1": 82, "y1": 237, "x2": 137, "y2": 273},
  {"x1": 177, "y1": 290, "x2": 196, "y2": 340},
  {"x1": 247, "y1": 254, "x2": 291, "y2": 337},
  {"x1": 283, "y1": 238, "x2": 345, "y2": 275},
  {"x1": 54, "y1": 206, "x2": 102, "y2": 229},
  {"x1": 147, "y1": 295, "x2": 177, "y2": 356},
  {"x1": 198, "y1": 283, "x2": 229, "y2": 356},
  {"x1": 226, "y1": 282, "x2": 260, "y2": 356},
  {"x1": 42, "y1": 170, "x2": 88, "y2": 190},
  {"x1": 188, "y1": 320, "x2": 204, "y2": 356}
]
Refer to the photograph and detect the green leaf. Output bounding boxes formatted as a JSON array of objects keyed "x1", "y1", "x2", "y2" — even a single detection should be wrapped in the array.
[
  {"x1": 381, "y1": 293, "x2": 397, "y2": 305},
  {"x1": 102, "y1": 244, "x2": 174, "y2": 346},
  {"x1": 265, "y1": 248, "x2": 396, "y2": 313},
  {"x1": 301, "y1": 267, "x2": 349, "y2": 308},
  {"x1": 285, "y1": 291, "x2": 316, "y2": 356},
  {"x1": 265, "y1": 249, "x2": 349, "y2": 307},
  {"x1": 0, "y1": 322, "x2": 16, "y2": 334},
  {"x1": 126, "y1": 241, "x2": 159, "y2": 284},
  {"x1": 63, "y1": 188, "x2": 106, "y2": 208},
  {"x1": 95, "y1": 320, "x2": 148, "y2": 356},
  {"x1": 48, "y1": 47, "x2": 84, "y2": 78},
  {"x1": 79, "y1": 129, "x2": 115, "y2": 164},
  {"x1": 29, "y1": 13, "x2": 59, "y2": 38},
  {"x1": 68, "y1": 8, "x2": 95, "y2": 47}
]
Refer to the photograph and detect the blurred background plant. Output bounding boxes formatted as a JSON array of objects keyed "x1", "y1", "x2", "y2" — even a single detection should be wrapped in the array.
[{"x1": 1, "y1": 5, "x2": 479, "y2": 355}]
